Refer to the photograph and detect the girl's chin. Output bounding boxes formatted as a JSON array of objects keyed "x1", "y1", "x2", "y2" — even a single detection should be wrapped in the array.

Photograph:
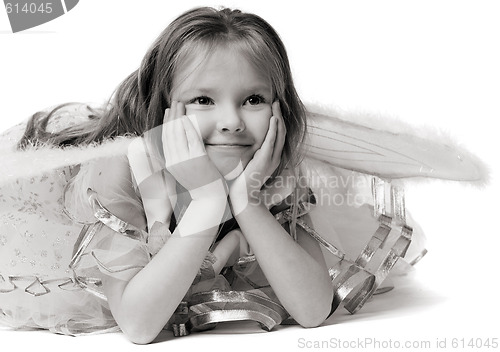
[{"x1": 208, "y1": 152, "x2": 249, "y2": 180}]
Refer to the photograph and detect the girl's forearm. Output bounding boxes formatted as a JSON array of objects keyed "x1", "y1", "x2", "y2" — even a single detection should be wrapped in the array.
[
  {"x1": 234, "y1": 202, "x2": 333, "y2": 327},
  {"x1": 105, "y1": 197, "x2": 227, "y2": 344}
]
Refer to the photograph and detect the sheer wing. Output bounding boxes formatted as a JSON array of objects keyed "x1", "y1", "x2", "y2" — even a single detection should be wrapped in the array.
[{"x1": 304, "y1": 106, "x2": 487, "y2": 184}]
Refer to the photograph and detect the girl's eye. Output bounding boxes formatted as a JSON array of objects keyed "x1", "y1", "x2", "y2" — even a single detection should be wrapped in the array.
[
  {"x1": 189, "y1": 96, "x2": 214, "y2": 105},
  {"x1": 245, "y1": 94, "x2": 266, "y2": 106}
]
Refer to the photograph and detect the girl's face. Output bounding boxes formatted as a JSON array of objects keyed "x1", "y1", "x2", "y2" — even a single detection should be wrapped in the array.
[{"x1": 170, "y1": 47, "x2": 273, "y2": 177}]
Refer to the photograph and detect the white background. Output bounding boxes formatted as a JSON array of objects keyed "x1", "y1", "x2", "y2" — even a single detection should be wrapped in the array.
[{"x1": 1, "y1": 1, "x2": 499, "y2": 351}]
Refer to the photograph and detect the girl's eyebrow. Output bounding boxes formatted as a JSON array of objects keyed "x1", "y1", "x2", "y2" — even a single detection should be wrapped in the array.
[
  {"x1": 244, "y1": 84, "x2": 273, "y2": 93},
  {"x1": 174, "y1": 88, "x2": 216, "y2": 101},
  {"x1": 180, "y1": 84, "x2": 272, "y2": 97},
  {"x1": 181, "y1": 87, "x2": 218, "y2": 95}
]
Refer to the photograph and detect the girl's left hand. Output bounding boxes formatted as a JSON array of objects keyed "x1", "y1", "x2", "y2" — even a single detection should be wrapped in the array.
[{"x1": 229, "y1": 101, "x2": 286, "y2": 214}]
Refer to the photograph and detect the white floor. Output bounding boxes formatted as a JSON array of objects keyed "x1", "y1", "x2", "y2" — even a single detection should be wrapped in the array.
[{"x1": 2, "y1": 263, "x2": 499, "y2": 352}]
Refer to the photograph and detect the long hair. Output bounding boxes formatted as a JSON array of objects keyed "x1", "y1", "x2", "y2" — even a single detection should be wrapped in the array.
[{"x1": 18, "y1": 7, "x2": 307, "y2": 173}]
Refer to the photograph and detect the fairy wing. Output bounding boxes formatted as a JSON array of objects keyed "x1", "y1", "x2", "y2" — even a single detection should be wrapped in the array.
[
  {"x1": 304, "y1": 104, "x2": 487, "y2": 184},
  {"x1": 0, "y1": 103, "x2": 132, "y2": 186}
]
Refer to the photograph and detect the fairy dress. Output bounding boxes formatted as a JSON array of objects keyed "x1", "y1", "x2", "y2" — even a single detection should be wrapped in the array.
[{"x1": 0, "y1": 103, "x2": 486, "y2": 336}]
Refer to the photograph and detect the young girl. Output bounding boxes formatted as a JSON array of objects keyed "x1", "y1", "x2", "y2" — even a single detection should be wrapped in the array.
[{"x1": 0, "y1": 6, "x2": 484, "y2": 344}]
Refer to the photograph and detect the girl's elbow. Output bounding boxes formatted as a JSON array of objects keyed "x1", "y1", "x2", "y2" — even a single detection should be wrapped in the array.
[
  {"x1": 296, "y1": 313, "x2": 328, "y2": 329},
  {"x1": 120, "y1": 322, "x2": 161, "y2": 345},
  {"x1": 292, "y1": 304, "x2": 330, "y2": 328},
  {"x1": 125, "y1": 330, "x2": 158, "y2": 345},
  {"x1": 294, "y1": 293, "x2": 333, "y2": 328}
]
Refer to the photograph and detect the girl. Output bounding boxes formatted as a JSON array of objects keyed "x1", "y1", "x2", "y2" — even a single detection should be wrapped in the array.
[
  {"x1": 0, "y1": 6, "x2": 484, "y2": 344},
  {"x1": 1, "y1": 7, "x2": 332, "y2": 343}
]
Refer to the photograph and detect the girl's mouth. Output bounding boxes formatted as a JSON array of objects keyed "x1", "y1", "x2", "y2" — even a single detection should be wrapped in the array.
[
  {"x1": 205, "y1": 144, "x2": 251, "y2": 152},
  {"x1": 206, "y1": 144, "x2": 250, "y2": 147},
  {"x1": 205, "y1": 140, "x2": 253, "y2": 148},
  {"x1": 205, "y1": 144, "x2": 253, "y2": 157}
]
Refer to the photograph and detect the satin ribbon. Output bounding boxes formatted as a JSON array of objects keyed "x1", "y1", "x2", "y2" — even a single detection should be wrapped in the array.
[{"x1": 169, "y1": 290, "x2": 289, "y2": 337}]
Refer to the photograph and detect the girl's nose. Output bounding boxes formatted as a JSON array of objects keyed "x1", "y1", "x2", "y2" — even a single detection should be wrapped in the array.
[{"x1": 216, "y1": 107, "x2": 245, "y2": 133}]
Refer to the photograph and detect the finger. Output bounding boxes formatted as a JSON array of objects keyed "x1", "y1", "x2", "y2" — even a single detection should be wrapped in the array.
[
  {"x1": 261, "y1": 115, "x2": 278, "y2": 157},
  {"x1": 272, "y1": 101, "x2": 287, "y2": 162},
  {"x1": 164, "y1": 103, "x2": 184, "y2": 164},
  {"x1": 176, "y1": 102, "x2": 190, "y2": 155},
  {"x1": 170, "y1": 100, "x2": 177, "y2": 120},
  {"x1": 170, "y1": 101, "x2": 189, "y2": 161},
  {"x1": 162, "y1": 107, "x2": 171, "y2": 139},
  {"x1": 273, "y1": 101, "x2": 286, "y2": 136},
  {"x1": 162, "y1": 108, "x2": 174, "y2": 162},
  {"x1": 176, "y1": 101, "x2": 186, "y2": 118},
  {"x1": 182, "y1": 115, "x2": 205, "y2": 157},
  {"x1": 163, "y1": 107, "x2": 171, "y2": 124},
  {"x1": 186, "y1": 114, "x2": 203, "y2": 140},
  {"x1": 164, "y1": 108, "x2": 180, "y2": 163},
  {"x1": 174, "y1": 101, "x2": 188, "y2": 138},
  {"x1": 272, "y1": 100, "x2": 282, "y2": 118}
]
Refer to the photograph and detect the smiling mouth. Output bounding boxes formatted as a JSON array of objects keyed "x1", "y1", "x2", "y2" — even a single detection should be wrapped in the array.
[
  {"x1": 205, "y1": 144, "x2": 252, "y2": 154},
  {"x1": 205, "y1": 143, "x2": 251, "y2": 148}
]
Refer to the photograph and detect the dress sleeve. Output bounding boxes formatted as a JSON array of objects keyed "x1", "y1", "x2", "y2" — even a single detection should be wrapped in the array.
[{"x1": 65, "y1": 155, "x2": 151, "y2": 292}]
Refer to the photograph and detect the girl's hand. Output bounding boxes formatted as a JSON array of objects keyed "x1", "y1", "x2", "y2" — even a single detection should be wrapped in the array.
[
  {"x1": 229, "y1": 101, "x2": 286, "y2": 214},
  {"x1": 163, "y1": 101, "x2": 227, "y2": 200}
]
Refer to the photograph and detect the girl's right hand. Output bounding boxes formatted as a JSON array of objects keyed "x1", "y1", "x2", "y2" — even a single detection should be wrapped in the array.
[{"x1": 162, "y1": 101, "x2": 227, "y2": 200}]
